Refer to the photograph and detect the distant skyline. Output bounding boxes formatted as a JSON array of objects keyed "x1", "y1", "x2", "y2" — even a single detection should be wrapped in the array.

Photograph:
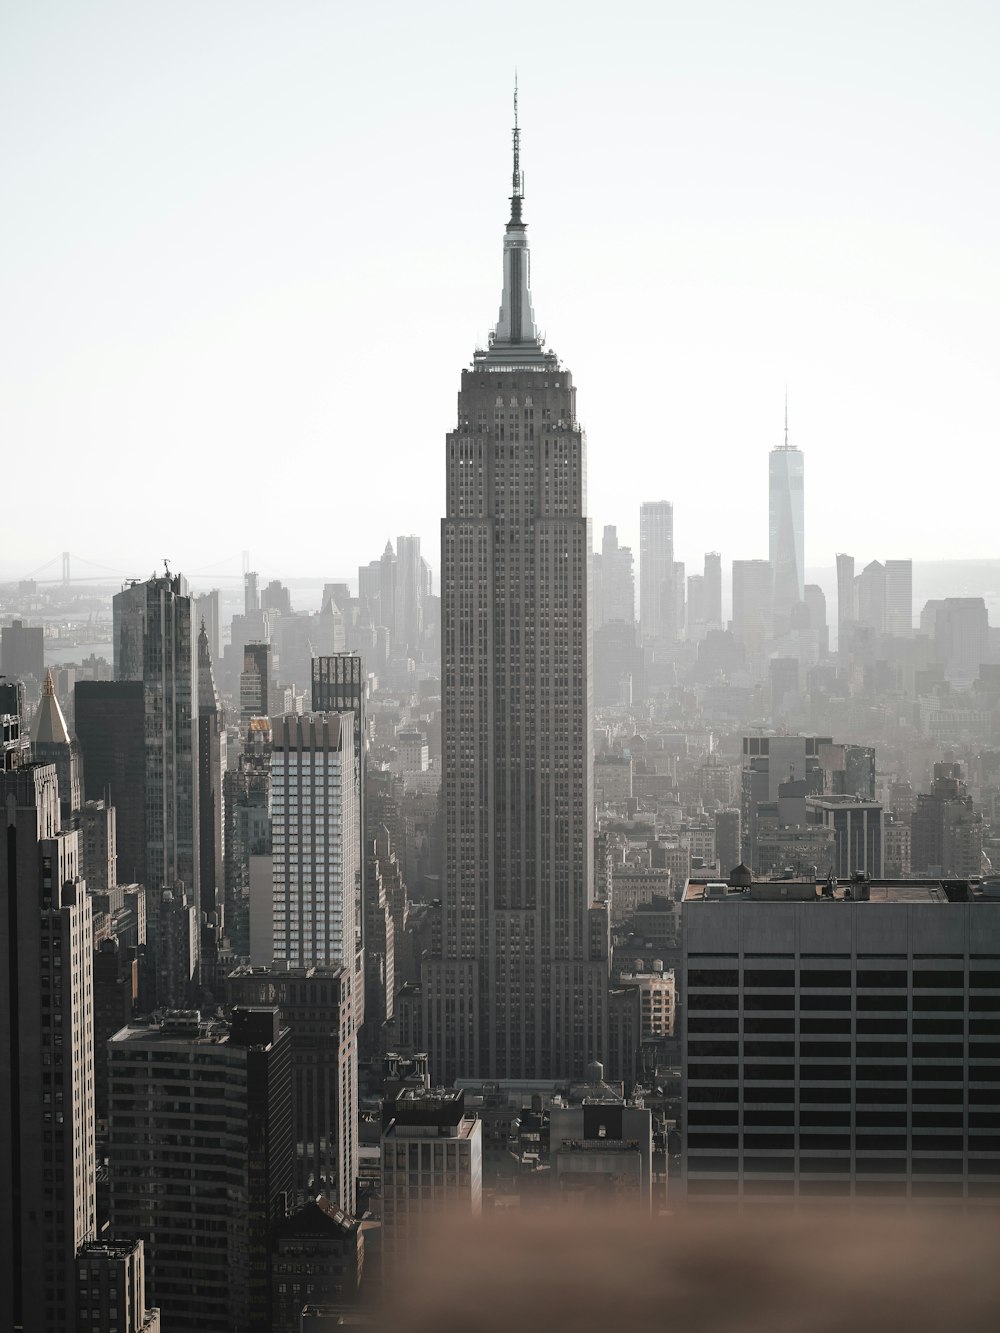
[{"x1": 2, "y1": 1, "x2": 998, "y2": 576}]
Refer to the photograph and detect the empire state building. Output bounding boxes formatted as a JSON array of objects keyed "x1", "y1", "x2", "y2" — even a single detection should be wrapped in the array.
[{"x1": 423, "y1": 102, "x2": 609, "y2": 1083}]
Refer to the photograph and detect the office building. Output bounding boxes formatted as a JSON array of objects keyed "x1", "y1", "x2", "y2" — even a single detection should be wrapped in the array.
[
  {"x1": 32, "y1": 667, "x2": 81, "y2": 822},
  {"x1": 269, "y1": 1199, "x2": 363, "y2": 1332},
  {"x1": 1, "y1": 765, "x2": 96, "y2": 1331},
  {"x1": 857, "y1": 559, "x2": 887, "y2": 634},
  {"x1": 704, "y1": 551, "x2": 722, "y2": 629},
  {"x1": 806, "y1": 796, "x2": 885, "y2": 878},
  {"x1": 74, "y1": 680, "x2": 146, "y2": 885},
  {"x1": 381, "y1": 1088, "x2": 482, "y2": 1269},
  {"x1": 197, "y1": 622, "x2": 226, "y2": 923},
  {"x1": 271, "y1": 712, "x2": 357, "y2": 971},
  {"x1": 240, "y1": 642, "x2": 271, "y2": 721},
  {"x1": 885, "y1": 559, "x2": 913, "y2": 635},
  {"x1": 681, "y1": 873, "x2": 1000, "y2": 1207},
  {"x1": 395, "y1": 534, "x2": 424, "y2": 653},
  {"x1": 111, "y1": 573, "x2": 200, "y2": 895},
  {"x1": 549, "y1": 1088, "x2": 654, "y2": 1210},
  {"x1": 741, "y1": 735, "x2": 825, "y2": 868},
  {"x1": 227, "y1": 965, "x2": 359, "y2": 1214},
  {"x1": 835, "y1": 552, "x2": 856, "y2": 652},
  {"x1": 224, "y1": 716, "x2": 273, "y2": 959},
  {"x1": 1, "y1": 617, "x2": 44, "y2": 681},
  {"x1": 427, "y1": 104, "x2": 607, "y2": 1084},
  {"x1": 922, "y1": 597, "x2": 991, "y2": 684},
  {"x1": 76, "y1": 797, "x2": 117, "y2": 894},
  {"x1": 640, "y1": 501, "x2": 674, "y2": 646},
  {"x1": 731, "y1": 560, "x2": 773, "y2": 649},
  {"x1": 75, "y1": 1239, "x2": 160, "y2": 1333},
  {"x1": 715, "y1": 808, "x2": 742, "y2": 874},
  {"x1": 594, "y1": 525, "x2": 635, "y2": 628},
  {"x1": 312, "y1": 653, "x2": 367, "y2": 972},
  {"x1": 108, "y1": 1008, "x2": 293, "y2": 1333},
  {"x1": 769, "y1": 407, "x2": 804, "y2": 626},
  {"x1": 911, "y1": 763, "x2": 984, "y2": 878}
]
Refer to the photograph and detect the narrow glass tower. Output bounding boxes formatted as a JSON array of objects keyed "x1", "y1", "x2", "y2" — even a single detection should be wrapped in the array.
[{"x1": 769, "y1": 396, "x2": 805, "y2": 624}]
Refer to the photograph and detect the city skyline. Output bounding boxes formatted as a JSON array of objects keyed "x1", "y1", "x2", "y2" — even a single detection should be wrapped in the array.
[{"x1": 2, "y1": 2, "x2": 998, "y2": 576}]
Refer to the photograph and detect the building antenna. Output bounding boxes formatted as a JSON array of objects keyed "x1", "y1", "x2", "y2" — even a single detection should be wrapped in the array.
[
  {"x1": 510, "y1": 72, "x2": 523, "y2": 223},
  {"x1": 784, "y1": 384, "x2": 789, "y2": 448}
]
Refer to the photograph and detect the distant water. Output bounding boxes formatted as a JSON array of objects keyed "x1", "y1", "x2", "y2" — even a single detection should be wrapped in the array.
[{"x1": 44, "y1": 640, "x2": 112, "y2": 668}]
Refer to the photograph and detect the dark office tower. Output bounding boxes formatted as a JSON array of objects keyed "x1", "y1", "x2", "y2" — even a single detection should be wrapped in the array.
[
  {"x1": 427, "y1": 101, "x2": 607, "y2": 1085},
  {"x1": 836, "y1": 551, "x2": 856, "y2": 652},
  {"x1": 1, "y1": 765, "x2": 96, "y2": 1331},
  {"x1": 31, "y1": 667, "x2": 81, "y2": 822},
  {"x1": 640, "y1": 501, "x2": 674, "y2": 646},
  {"x1": 113, "y1": 582, "x2": 147, "y2": 681},
  {"x1": 227, "y1": 967, "x2": 358, "y2": 1215},
  {"x1": 769, "y1": 400, "x2": 804, "y2": 628},
  {"x1": 197, "y1": 622, "x2": 226, "y2": 923},
  {"x1": 224, "y1": 719, "x2": 272, "y2": 959},
  {"x1": 245, "y1": 569, "x2": 260, "y2": 614},
  {"x1": 1, "y1": 617, "x2": 44, "y2": 681},
  {"x1": 312, "y1": 654, "x2": 367, "y2": 978},
  {"x1": 731, "y1": 559, "x2": 773, "y2": 649},
  {"x1": 1, "y1": 711, "x2": 29, "y2": 772},
  {"x1": 112, "y1": 572, "x2": 201, "y2": 1000},
  {"x1": 240, "y1": 641, "x2": 271, "y2": 721},
  {"x1": 395, "y1": 534, "x2": 424, "y2": 652},
  {"x1": 885, "y1": 559, "x2": 912, "y2": 636},
  {"x1": 77, "y1": 797, "x2": 117, "y2": 893},
  {"x1": 130, "y1": 573, "x2": 200, "y2": 899},
  {"x1": 109, "y1": 1008, "x2": 293, "y2": 1333},
  {"x1": 75, "y1": 681, "x2": 146, "y2": 885},
  {"x1": 0, "y1": 676, "x2": 25, "y2": 724},
  {"x1": 911, "y1": 763, "x2": 984, "y2": 877},
  {"x1": 75, "y1": 1238, "x2": 160, "y2": 1333},
  {"x1": 704, "y1": 551, "x2": 722, "y2": 628}
]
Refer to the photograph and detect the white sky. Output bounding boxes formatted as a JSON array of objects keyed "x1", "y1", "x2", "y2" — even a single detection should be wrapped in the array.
[{"x1": 2, "y1": 1, "x2": 998, "y2": 588}]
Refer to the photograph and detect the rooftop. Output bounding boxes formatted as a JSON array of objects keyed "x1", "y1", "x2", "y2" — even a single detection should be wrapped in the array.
[{"x1": 683, "y1": 875, "x2": 1000, "y2": 905}]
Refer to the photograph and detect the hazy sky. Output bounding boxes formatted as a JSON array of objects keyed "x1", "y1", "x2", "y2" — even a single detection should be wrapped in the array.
[{"x1": 2, "y1": 1, "x2": 997, "y2": 588}]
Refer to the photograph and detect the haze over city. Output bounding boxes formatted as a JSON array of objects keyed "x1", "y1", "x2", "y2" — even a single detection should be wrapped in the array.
[
  {"x1": 3, "y1": 5, "x2": 1000, "y2": 1332},
  {"x1": 2, "y1": 0, "x2": 998, "y2": 578}
]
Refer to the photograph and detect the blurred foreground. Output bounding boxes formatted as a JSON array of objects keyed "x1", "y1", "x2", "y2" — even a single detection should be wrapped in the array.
[{"x1": 376, "y1": 1207, "x2": 1000, "y2": 1332}]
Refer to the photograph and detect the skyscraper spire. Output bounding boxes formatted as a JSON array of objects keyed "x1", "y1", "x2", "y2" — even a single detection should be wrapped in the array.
[
  {"x1": 784, "y1": 385, "x2": 789, "y2": 448},
  {"x1": 485, "y1": 81, "x2": 552, "y2": 366}
]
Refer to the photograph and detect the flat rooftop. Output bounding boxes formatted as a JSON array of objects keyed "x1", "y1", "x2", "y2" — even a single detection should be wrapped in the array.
[{"x1": 683, "y1": 877, "x2": 1000, "y2": 905}]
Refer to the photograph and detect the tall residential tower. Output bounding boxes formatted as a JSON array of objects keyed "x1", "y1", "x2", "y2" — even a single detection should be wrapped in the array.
[{"x1": 425, "y1": 98, "x2": 608, "y2": 1084}]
